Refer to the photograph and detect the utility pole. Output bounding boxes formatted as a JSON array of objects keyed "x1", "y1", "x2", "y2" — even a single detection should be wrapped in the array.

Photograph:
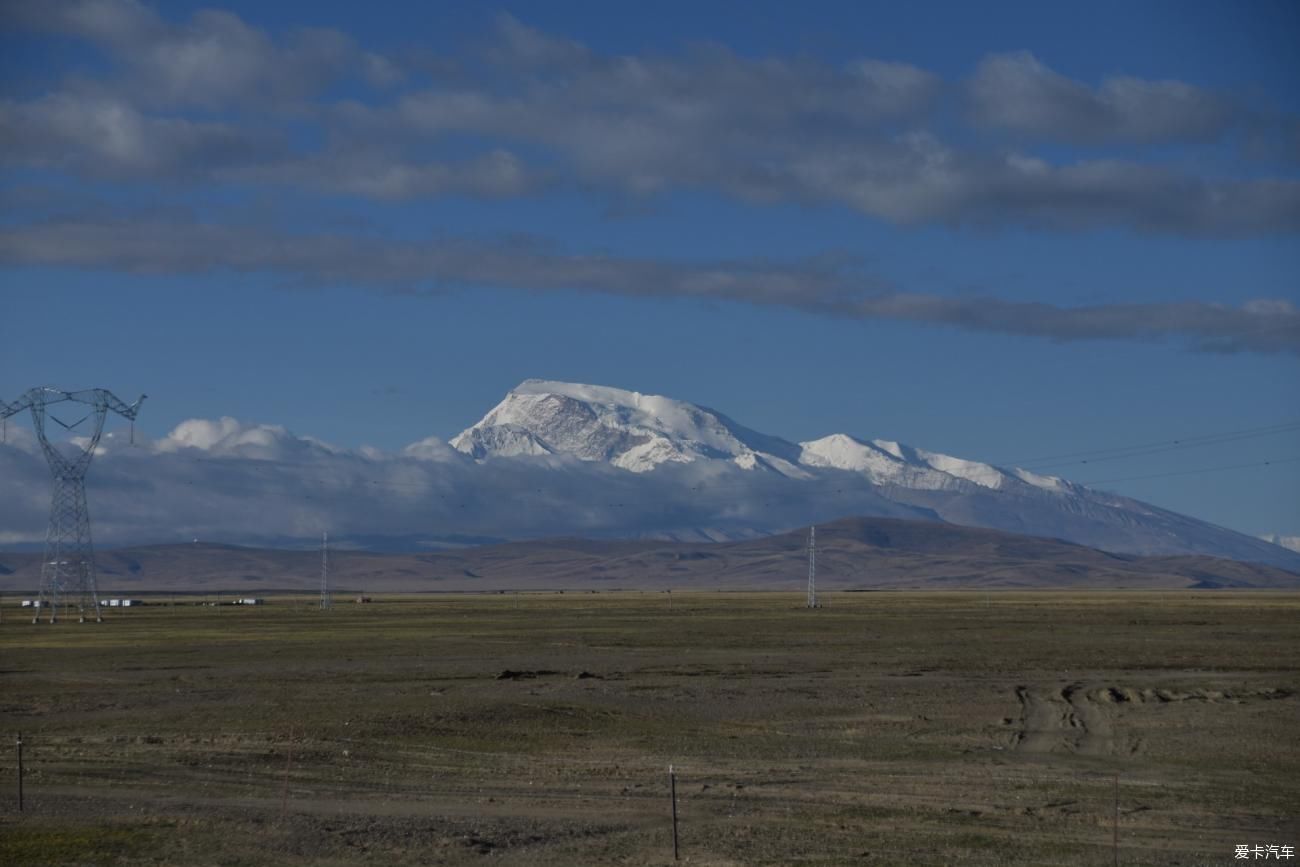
[
  {"x1": 806, "y1": 525, "x2": 818, "y2": 609},
  {"x1": 320, "y1": 531, "x2": 331, "y2": 610}
]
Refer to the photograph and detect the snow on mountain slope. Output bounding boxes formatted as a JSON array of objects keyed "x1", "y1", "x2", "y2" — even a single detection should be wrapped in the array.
[
  {"x1": 452, "y1": 379, "x2": 810, "y2": 476},
  {"x1": 799, "y1": 433, "x2": 1065, "y2": 493},
  {"x1": 448, "y1": 380, "x2": 1300, "y2": 570},
  {"x1": 5, "y1": 379, "x2": 1294, "y2": 569},
  {"x1": 1260, "y1": 534, "x2": 1300, "y2": 554},
  {"x1": 450, "y1": 422, "x2": 552, "y2": 460},
  {"x1": 458, "y1": 382, "x2": 1066, "y2": 494}
]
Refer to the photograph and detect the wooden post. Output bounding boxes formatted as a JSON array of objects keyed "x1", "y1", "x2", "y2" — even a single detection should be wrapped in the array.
[
  {"x1": 16, "y1": 732, "x2": 23, "y2": 812},
  {"x1": 1112, "y1": 773, "x2": 1120, "y2": 867},
  {"x1": 280, "y1": 728, "x2": 295, "y2": 818},
  {"x1": 670, "y1": 764, "x2": 679, "y2": 861}
]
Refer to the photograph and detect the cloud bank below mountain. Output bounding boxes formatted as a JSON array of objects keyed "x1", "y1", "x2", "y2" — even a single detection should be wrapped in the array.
[
  {"x1": 0, "y1": 415, "x2": 921, "y2": 548},
  {"x1": 3, "y1": 381, "x2": 1297, "y2": 571}
]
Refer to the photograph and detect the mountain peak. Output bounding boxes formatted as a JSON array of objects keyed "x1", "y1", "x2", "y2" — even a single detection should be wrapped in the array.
[
  {"x1": 509, "y1": 379, "x2": 647, "y2": 407},
  {"x1": 439, "y1": 379, "x2": 1300, "y2": 570},
  {"x1": 798, "y1": 432, "x2": 1068, "y2": 494},
  {"x1": 452, "y1": 380, "x2": 807, "y2": 475}
]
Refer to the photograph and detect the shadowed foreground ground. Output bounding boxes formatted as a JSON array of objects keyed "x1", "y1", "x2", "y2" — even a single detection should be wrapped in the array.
[{"x1": 1, "y1": 591, "x2": 1297, "y2": 865}]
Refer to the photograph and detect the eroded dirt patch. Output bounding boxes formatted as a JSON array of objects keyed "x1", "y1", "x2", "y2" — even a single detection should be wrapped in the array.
[
  {"x1": 1013, "y1": 683, "x2": 1121, "y2": 756},
  {"x1": 1012, "y1": 683, "x2": 1294, "y2": 757}
]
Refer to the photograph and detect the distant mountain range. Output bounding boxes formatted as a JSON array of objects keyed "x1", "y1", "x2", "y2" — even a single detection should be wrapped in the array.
[
  {"x1": 2, "y1": 379, "x2": 1295, "y2": 570},
  {"x1": 444, "y1": 380, "x2": 1300, "y2": 569},
  {"x1": 1, "y1": 517, "x2": 1295, "y2": 593}
]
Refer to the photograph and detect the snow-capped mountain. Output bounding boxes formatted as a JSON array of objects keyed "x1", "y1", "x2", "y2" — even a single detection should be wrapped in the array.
[
  {"x1": 3, "y1": 378, "x2": 1295, "y2": 571},
  {"x1": 451, "y1": 380, "x2": 810, "y2": 476},
  {"x1": 452, "y1": 380, "x2": 1300, "y2": 569},
  {"x1": 453, "y1": 380, "x2": 1076, "y2": 494}
]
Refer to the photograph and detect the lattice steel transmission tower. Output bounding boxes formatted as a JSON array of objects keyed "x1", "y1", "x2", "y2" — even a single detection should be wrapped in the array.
[
  {"x1": 1, "y1": 387, "x2": 146, "y2": 623},
  {"x1": 320, "y1": 531, "x2": 331, "y2": 610},
  {"x1": 806, "y1": 525, "x2": 819, "y2": 608}
]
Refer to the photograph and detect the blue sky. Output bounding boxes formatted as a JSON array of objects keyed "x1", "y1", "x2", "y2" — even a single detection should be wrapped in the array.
[{"x1": 1, "y1": 0, "x2": 1298, "y2": 540}]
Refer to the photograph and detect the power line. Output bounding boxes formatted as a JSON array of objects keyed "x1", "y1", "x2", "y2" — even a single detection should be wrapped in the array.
[
  {"x1": 175, "y1": 449, "x2": 1300, "y2": 500},
  {"x1": 17, "y1": 445, "x2": 1299, "y2": 507},
  {"x1": 1079, "y1": 455, "x2": 1300, "y2": 485},
  {"x1": 1002, "y1": 420, "x2": 1300, "y2": 470},
  {"x1": 11, "y1": 396, "x2": 1298, "y2": 483},
  {"x1": 8, "y1": 422, "x2": 1299, "y2": 509}
]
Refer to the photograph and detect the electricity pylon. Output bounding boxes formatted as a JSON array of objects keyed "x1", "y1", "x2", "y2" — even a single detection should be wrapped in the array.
[{"x1": 2, "y1": 387, "x2": 146, "y2": 623}]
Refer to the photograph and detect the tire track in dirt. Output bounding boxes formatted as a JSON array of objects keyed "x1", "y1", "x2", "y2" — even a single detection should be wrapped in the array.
[
  {"x1": 1013, "y1": 682, "x2": 1293, "y2": 756},
  {"x1": 1061, "y1": 683, "x2": 1113, "y2": 756},
  {"x1": 1013, "y1": 683, "x2": 1115, "y2": 756},
  {"x1": 1013, "y1": 686, "x2": 1066, "y2": 753}
]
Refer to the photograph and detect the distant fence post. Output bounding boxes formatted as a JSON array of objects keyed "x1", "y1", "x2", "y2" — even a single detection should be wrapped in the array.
[
  {"x1": 280, "y1": 727, "x2": 295, "y2": 818},
  {"x1": 16, "y1": 732, "x2": 23, "y2": 812},
  {"x1": 669, "y1": 764, "x2": 679, "y2": 861},
  {"x1": 1113, "y1": 773, "x2": 1120, "y2": 866}
]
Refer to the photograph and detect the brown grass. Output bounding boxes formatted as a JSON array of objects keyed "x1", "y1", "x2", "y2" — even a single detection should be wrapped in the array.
[{"x1": 1, "y1": 591, "x2": 1297, "y2": 865}]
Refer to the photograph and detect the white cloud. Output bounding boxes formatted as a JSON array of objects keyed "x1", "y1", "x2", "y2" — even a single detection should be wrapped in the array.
[
  {"x1": 0, "y1": 414, "x2": 909, "y2": 546},
  {"x1": 0, "y1": 92, "x2": 282, "y2": 179},
  {"x1": 154, "y1": 417, "x2": 337, "y2": 459},
  {"x1": 16, "y1": 0, "x2": 364, "y2": 108},
  {"x1": 968, "y1": 51, "x2": 1237, "y2": 144},
  {"x1": 4, "y1": 7, "x2": 1297, "y2": 232}
]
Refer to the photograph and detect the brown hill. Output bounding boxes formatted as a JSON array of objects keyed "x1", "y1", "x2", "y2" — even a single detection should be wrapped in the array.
[{"x1": 1, "y1": 517, "x2": 1295, "y2": 594}]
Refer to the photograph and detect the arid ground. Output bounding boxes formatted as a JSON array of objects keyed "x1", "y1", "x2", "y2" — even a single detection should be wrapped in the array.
[{"x1": 1, "y1": 592, "x2": 1297, "y2": 865}]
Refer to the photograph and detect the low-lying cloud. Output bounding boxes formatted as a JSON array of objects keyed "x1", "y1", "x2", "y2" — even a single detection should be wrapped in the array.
[
  {"x1": 2, "y1": 411, "x2": 1295, "y2": 572},
  {"x1": 0, "y1": 417, "x2": 907, "y2": 547}
]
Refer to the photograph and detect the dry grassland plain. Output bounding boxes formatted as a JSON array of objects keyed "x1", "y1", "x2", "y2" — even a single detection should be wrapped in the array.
[{"x1": 1, "y1": 592, "x2": 1297, "y2": 866}]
